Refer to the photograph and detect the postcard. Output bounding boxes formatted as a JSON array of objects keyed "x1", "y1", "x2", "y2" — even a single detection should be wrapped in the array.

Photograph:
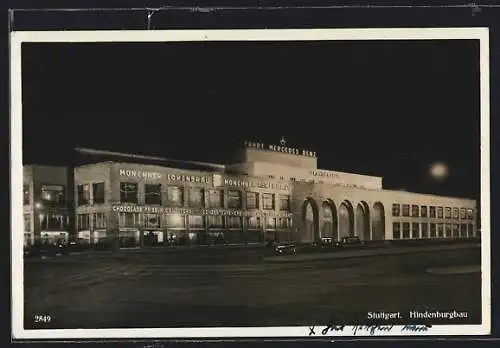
[{"x1": 10, "y1": 27, "x2": 490, "y2": 339}]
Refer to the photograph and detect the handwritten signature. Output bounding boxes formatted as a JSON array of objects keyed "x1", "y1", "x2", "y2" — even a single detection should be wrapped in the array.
[{"x1": 309, "y1": 324, "x2": 432, "y2": 336}]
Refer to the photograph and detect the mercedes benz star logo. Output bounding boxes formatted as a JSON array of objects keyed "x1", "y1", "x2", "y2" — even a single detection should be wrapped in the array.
[{"x1": 280, "y1": 136, "x2": 286, "y2": 146}]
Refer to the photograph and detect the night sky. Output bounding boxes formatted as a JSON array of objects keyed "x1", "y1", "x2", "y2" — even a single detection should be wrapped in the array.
[{"x1": 21, "y1": 39, "x2": 480, "y2": 199}]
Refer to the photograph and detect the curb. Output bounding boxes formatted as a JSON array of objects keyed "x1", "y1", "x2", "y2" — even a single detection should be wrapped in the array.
[{"x1": 263, "y1": 243, "x2": 480, "y2": 263}]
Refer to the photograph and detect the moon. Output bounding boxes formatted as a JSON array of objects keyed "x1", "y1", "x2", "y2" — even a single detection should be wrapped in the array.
[{"x1": 430, "y1": 162, "x2": 448, "y2": 180}]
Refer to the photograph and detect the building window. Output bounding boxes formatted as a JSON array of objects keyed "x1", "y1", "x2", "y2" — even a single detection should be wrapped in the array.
[
  {"x1": 266, "y1": 217, "x2": 276, "y2": 229},
  {"x1": 228, "y1": 190, "x2": 242, "y2": 209},
  {"x1": 188, "y1": 187, "x2": 204, "y2": 207},
  {"x1": 430, "y1": 223, "x2": 437, "y2": 238},
  {"x1": 392, "y1": 204, "x2": 401, "y2": 217},
  {"x1": 402, "y1": 204, "x2": 410, "y2": 217},
  {"x1": 226, "y1": 216, "x2": 243, "y2": 229},
  {"x1": 76, "y1": 214, "x2": 90, "y2": 231},
  {"x1": 452, "y1": 223, "x2": 459, "y2": 237},
  {"x1": 246, "y1": 192, "x2": 259, "y2": 209},
  {"x1": 120, "y1": 182, "x2": 138, "y2": 204},
  {"x1": 118, "y1": 212, "x2": 141, "y2": 226},
  {"x1": 24, "y1": 214, "x2": 31, "y2": 232},
  {"x1": 247, "y1": 216, "x2": 261, "y2": 229},
  {"x1": 421, "y1": 206, "x2": 427, "y2": 218},
  {"x1": 437, "y1": 207, "x2": 444, "y2": 219},
  {"x1": 411, "y1": 222, "x2": 419, "y2": 238},
  {"x1": 452, "y1": 208, "x2": 459, "y2": 220},
  {"x1": 445, "y1": 207, "x2": 451, "y2": 219},
  {"x1": 437, "y1": 223, "x2": 444, "y2": 237},
  {"x1": 166, "y1": 214, "x2": 185, "y2": 228},
  {"x1": 421, "y1": 223, "x2": 428, "y2": 238},
  {"x1": 468, "y1": 224, "x2": 474, "y2": 236},
  {"x1": 23, "y1": 185, "x2": 30, "y2": 205},
  {"x1": 278, "y1": 218, "x2": 292, "y2": 229},
  {"x1": 92, "y1": 182, "x2": 105, "y2": 204},
  {"x1": 188, "y1": 215, "x2": 205, "y2": 229},
  {"x1": 392, "y1": 222, "x2": 401, "y2": 239},
  {"x1": 429, "y1": 206, "x2": 436, "y2": 218},
  {"x1": 262, "y1": 193, "x2": 275, "y2": 210},
  {"x1": 279, "y1": 195, "x2": 291, "y2": 211},
  {"x1": 41, "y1": 184, "x2": 66, "y2": 206},
  {"x1": 145, "y1": 184, "x2": 162, "y2": 205},
  {"x1": 207, "y1": 189, "x2": 224, "y2": 208},
  {"x1": 77, "y1": 184, "x2": 90, "y2": 205},
  {"x1": 167, "y1": 186, "x2": 184, "y2": 206},
  {"x1": 402, "y1": 222, "x2": 410, "y2": 239},
  {"x1": 144, "y1": 214, "x2": 161, "y2": 228},
  {"x1": 459, "y1": 208, "x2": 466, "y2": 220},
  {"x1": 445, "y1": 223, "x2": 452, "y2": 237},
  {"x1": 411, "y1": 205, "x2": 419, "y2": 218},
  {"x1": 467, "y1": 208, "x2": 474, "y2": 220},
  {"x1": 460, "y1": 224, "x2": 467, "y2": 237},
  {"x1": 92, "y1": 213, "x2": 107, "y2": 229},
  {"x1": 207, "y1": 215, "x2": 224, "y2": 228}
]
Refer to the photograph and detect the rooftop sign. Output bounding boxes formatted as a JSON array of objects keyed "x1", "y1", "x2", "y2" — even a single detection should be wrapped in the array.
[{"x1": 244, "y1": 138, "x2": 316, "y2": 158}]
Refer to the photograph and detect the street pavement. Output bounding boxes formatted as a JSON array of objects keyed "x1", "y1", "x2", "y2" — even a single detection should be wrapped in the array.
[{"x1": 23, "y1": 244, "x2": 482, "y2": 329}]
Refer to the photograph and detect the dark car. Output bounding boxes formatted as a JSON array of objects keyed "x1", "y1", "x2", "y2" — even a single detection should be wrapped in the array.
[
  {"x1": 335, "y1": 236, "x2": 362, "y2": 247},
  {"x1": 273, "y1": 242, "x2": 296, "y2": 255}
]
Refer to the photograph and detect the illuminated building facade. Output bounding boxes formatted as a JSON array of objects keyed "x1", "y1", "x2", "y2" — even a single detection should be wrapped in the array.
[{"x1": 22, "y1": 139, "x2": 478, "y2": 247}]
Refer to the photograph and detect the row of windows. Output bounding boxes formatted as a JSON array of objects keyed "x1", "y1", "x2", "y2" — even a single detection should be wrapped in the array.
[
  {"x1": 77, "y1": 183, "x2": 105, "y2": 205},
  {"x1": 76, "y1": 213, "x2": 107, "y2": 231},
  {"x1": 119, "y1": 182, "x2": 290, "y2": 211},
  {"x1": 392, "y1": 204, "x2": 474, "y2": 220},
  {"x1": 39, "y1": 214, "x2": 69, "y2": 230},
  {"x1": 76, "y1": 212, "x2": 292, "y2": 231},
  {"x1": 392, "y1": 222, "x2": 475, "y2": 239},
  {"x1": 24, "y1": 184, "x2": 67, "y2": 206}
]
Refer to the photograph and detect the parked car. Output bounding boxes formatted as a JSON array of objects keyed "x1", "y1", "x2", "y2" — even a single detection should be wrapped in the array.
[
  {"x1": 273, "y1": 242, "x2": 296, "y2": 255},
  {"x1": 335, "y1": 236, "x2": 362, "y2": 248}
]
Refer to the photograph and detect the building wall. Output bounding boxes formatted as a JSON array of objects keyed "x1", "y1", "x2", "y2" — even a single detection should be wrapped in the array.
[
  {"x1": 72, "y1": 162, "x2": 295, "y2": 245},
  {"x1": 246, "y1": 162, "x2": 383, "y2": 190},
  {"x1": 23, "y1": 166, "x2": 34, "y2": 245},
  {"x1": 24, "y1": 165, "x2": 70, "y2": 244},
  {"x1": 22, "y1": 160, "x2": 478, "y2": 247},
  {"x1": 290, "y1": 182, "x2": 477, "y2": 243},
  {"x1": 242, "y1": 148, "x2": 318, "y2": 169}
]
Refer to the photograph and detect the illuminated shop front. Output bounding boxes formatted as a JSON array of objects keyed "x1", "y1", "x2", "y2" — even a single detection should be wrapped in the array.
[{"x1": 23, "y1": 165, "x2": 72, "y2": 246}]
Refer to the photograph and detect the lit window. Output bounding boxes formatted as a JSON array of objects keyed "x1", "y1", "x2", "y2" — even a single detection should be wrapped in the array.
[
  {"x1": 228, "y1": 190, "x2": 242, "y2": 209},
  {"x1": 392, "y1": 204, "x2": 400, "y2": 217},
  {"x1": 145, "y1": 184, "x2": 162, "y2": 205},
  {"x1": 188, "y1": 187, "x2": 204, "y2": 207},
  {"x1": 279, "y1": 195, "x2": 290, "y2": 211},
  {"x1": 246, "y1": 192, "x2": 259, "y2": 209},
  {"x1": 402, "y1": 204, "x2": 410, "y2": 217},
  {"x1": 120, "y1": 182, "x2": 138, "y2": 204},
  {"x1": 41, "y1": 185, "x2": 66, "y2": 206},
  {"x1": 262, "y1": 193, "x2": 275, "y2": 210},
  {"x1": 392, "y1": 222, "x2": 401, "y2": 239},
  {"x1": 411, "y1": 205, "x2": 419, "y2": 218}
]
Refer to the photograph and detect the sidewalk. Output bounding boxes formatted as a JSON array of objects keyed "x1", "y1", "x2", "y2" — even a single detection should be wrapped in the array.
[{"x1": 262, "y1": 243, "x2": 481, "y2": 263}]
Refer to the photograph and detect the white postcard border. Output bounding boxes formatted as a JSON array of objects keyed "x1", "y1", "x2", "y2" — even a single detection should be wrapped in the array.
[{"x1": 10, "y1": 27, "x2": 491, "y2": 339}]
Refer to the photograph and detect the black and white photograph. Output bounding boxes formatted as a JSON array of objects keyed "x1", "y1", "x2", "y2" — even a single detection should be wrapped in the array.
[{"x1": 10, "y1": 28, "x2": 490, "y2": 339}]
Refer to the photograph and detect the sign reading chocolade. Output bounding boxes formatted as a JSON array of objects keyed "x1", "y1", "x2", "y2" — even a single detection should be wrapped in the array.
[{"x1": 111, "y1": 205, "x2": 292, "y2": 218}]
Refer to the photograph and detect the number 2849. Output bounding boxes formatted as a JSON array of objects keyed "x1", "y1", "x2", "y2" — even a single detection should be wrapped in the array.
[{"x1": 34, "y1": 314, "x2": 52, "y2": 323}]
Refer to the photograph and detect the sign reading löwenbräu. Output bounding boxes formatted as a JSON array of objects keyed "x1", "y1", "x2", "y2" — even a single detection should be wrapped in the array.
[{"x1": 119, "y1": 169, "x2": 211, "y2": 183}]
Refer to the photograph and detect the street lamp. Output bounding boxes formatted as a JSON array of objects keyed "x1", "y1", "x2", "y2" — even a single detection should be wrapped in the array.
[{"x1": 429, "y1": 162, "x2": 449, "y2": 181}]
